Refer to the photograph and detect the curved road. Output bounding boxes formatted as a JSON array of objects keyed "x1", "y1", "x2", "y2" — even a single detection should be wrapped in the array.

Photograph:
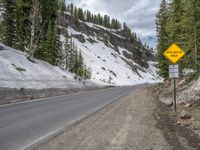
[{"x1": 0, "y1": 86, "x2": 137, "y2": 150}]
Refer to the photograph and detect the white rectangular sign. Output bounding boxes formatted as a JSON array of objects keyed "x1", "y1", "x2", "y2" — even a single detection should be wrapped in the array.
[{"x1": 169, "y1": 65, "x2": 179, "y2": 78}]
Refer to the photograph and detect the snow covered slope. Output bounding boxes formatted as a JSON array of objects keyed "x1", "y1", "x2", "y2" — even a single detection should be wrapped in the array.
[
  {"x1": 59, "y1": 15, "x2": 162, "y2": 86},
  {"x1": 0, "y1": 43, "x2": 92, "y2": 89},
  {"x1": 0, "y1": 13, "x2": 162, "y2": 89}
]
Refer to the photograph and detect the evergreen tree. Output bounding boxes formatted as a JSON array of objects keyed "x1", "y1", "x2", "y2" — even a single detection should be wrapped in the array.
[
  {"x1": 16, "y1": 0, "x2": 31, "y2": 51},
  {"x1": 123, "y1": 22, "x2": 131, "y2": 37},
  {"x1": 40, "y1": 21, "x2": 54, "y2": 64},
  {"x1": 111, "y1": 19, "x2": 116, "y2": 29},
  {"x1": 74, "y1": 46, "x2": 78, "y2": 75},
  {"x1": 77, "y1": 8, "x2": 84, "y2": 21},
  {"x1": 156, "y1": 0, "x2": 169, "y2": 78},
  {"x1": 78, "y1": 51, "x2": 84, "y2": 77},
  {"x1": 58, "y1": 0, "x2": 66, "y2": 12},
  {"x1": 63, "y1": 37, "x2": 68, "y2": 69},
  {"x1": 35, "y1": 0, "x2": 61, "y2": 66},
  {"x1": 156, "y1": 0, "x2": 200, "y2": 76},
  {"x1": 29, "y1": 0, "x2": 41, "y2": 57},
  {"x1": 74, "y1": 6, "x2": 78, "y2": 19},
  {"x1": 97, "y1": 13, "x2": 103, "y2": 25},
  {"x1": 86, "y1": 10, "x2": 91, "y2": 22},
  {"x1": 69, "y1": 38, "x2": 76, "y2": 72},
  {"x1": 70, "y1": 3, "x2": 74, "y2": 15},
  {"x1": 1, "y1": 0, "x2": 17, "y2": 47},
  {"x1": 103, "y1": 15, "x2": 110, "y2": 28}
]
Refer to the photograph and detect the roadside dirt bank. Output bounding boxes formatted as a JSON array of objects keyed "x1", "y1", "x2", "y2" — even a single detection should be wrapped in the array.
[
  {"x1": 0, "y1": 86, "x2": 109, "y2": 105},
  {"x1": 37, "y1": 86, "x2": 200, "y2": 150}
]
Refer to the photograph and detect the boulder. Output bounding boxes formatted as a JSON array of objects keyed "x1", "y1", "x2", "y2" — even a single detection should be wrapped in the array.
[
  {"x1": 185, "y1": 103, "x2": 192, "y2": 108},
  {"x1": 180, "y1": 110, "x2": 192, "y2": 119}
]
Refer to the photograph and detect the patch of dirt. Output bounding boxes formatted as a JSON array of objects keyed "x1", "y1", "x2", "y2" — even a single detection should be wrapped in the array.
[
  {"x1": 173, "y1": 101, "x2": 200, "y2": 138},
  {"x1": 152, "y1": 88, "x2": 200, "y2": 150}
]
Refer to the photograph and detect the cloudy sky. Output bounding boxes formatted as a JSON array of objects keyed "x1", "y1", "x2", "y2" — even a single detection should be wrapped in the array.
[{"x1": 66, "y1": 0, "x2": 161, "y2": 48}]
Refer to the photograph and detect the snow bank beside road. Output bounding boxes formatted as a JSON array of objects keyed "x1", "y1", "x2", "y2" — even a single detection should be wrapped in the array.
[
  {"x1": 0, "y1": 39, "x2": 162, "y2": 89},
  {"x1": 0, "y1": 43, "x2": 88, "y2": 89}
]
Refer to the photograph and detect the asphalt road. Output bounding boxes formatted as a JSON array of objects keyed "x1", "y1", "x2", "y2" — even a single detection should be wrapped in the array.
[{"x1": 0, "y1": 86, "x2": 137, "y2": 150}]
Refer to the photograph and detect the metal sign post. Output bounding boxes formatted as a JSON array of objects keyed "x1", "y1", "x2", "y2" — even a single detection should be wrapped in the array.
[
  {"x1": 173, "y1": 78, "x2": 176, "y2": 112},
  {"x1": 163, "y1": 43, "x2": 186, "y2": 113},
  {"x1": 169, "y1": 65, "x2": 179, "y2": 112}
]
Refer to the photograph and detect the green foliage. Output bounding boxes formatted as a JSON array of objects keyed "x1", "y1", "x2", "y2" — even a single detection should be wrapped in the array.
[
  {"x1": 63, "y1": 36, "x2": 92, "y2": 79},
  {"x1": 77, "y1": 8, "x2": 84, "y2": 21},
  {"x1": 1, "y1": 0, "x2": 63, "y2": 67},
  {"x1": 58, "y1": 0, "x2": 66, "y2": 12},
  {"x1": 1, "y1": 0, "x2": 17, "y2": 47},
  {"x1": 156, "y1": 0, "x2": 200, "y2": 78},
  {"x1": 16, "y1": 0, "x2": 31, "y2": 51},
  {"x1": 156, "y1": 0, "x2": 169, "y2": 79},
  {"x1": 66, "y1": 3, "x2": 121, "y2": 30}
]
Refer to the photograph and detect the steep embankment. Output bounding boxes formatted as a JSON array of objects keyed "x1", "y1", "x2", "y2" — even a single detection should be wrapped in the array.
[
  {"x1": 59, "y1": 12, "x2": 162, "y2": 85},
  {"x1": 159, "y1": 75, "x2": 200, "y2": 105},
  {"x1": 0, "y1": 43, "x2": 96, "y2": 89}
]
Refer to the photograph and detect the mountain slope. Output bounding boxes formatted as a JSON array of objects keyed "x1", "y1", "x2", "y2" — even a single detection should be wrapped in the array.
[
  {"x1": 59, "y1": 12, "x2": 162, "y2": 85},
  {"x1": 0, "y1": 43, "x2": 96, "y2": 89},
  {"x1": 0, "y1": 11, "x2": 162, "y2": 89}
]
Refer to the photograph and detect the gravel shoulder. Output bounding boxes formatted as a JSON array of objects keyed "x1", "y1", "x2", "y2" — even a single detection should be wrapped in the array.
[{"x1": 37, "y1": 86, "x2": 200, "y2": 150}]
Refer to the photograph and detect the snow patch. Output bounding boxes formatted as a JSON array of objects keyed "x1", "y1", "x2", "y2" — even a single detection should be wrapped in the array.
[
  {"x1": 0, "y1": 43, "x2": 93, "y2": 89},
  {"x1": 63, "y1": 25, "x2": 162, "y2": 86}
]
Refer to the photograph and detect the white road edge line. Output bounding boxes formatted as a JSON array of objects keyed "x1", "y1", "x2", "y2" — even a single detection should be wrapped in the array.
[{"x1": 18, "y1": 87, "x2": 135, "y2": 150}]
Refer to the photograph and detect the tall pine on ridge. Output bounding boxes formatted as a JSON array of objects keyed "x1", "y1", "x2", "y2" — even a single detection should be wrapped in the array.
[{"x1": 156, "y1": 0, "x2": 169, "y2": 78}]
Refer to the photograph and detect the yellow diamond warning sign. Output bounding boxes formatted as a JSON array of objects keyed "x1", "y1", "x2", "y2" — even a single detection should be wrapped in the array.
[{"x1": 163, "y1": 43, "x2": 185, "y2": 64}]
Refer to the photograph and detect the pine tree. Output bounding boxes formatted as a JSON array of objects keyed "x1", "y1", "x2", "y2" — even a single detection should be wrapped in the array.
[
  {"x1": 97, "y1": 13, "x2": 103, "y2": 25},
  {"x1": 156, "y1": 0, "x2": 169, "y2": 78},
  {"x1": 64, "y1": 36, "x2": 70, "y2": 69},
  {"x1": 74, "y1": 6, "x2": 78, "y2": 19},
  {"x1": 74, "y1": 46, "x2": 78, "y2": 75},
  {"x1": 78, "y1": 51, "x2": 84, "y2": 77},
  {"x1": 35, "y1": 0, "x2": 61, "y2": 66},
  {"x1": 196, "y1": 0, "x2": 200, "y2": 72},
  {"x1": 58, "y1": 0, "x2": 66, "y2": 12},
  {"x1": 70, "y1": 3, "x2": 74, "y2": 15},
  {"x1": 86, "y1": 10, "x2": 91, "y2": 22},
  {"x1": 77, "y1": 8, "x2": 84, "y2": 21},
  {"x1": 103, "y1": 15, "x2": 110, "y2": 28},
  {"x1": 111, "y1": 19, "x2": 116, "y2": 29},
  {"x1": 16, "y1": 0, "x2": 31, "y2": 51},
  {"x1": 123, "y1": 22, "x2": 131, "y2": 37},
  {"x1": 29, "y1": 0, "x2": 41, "y2": 57},
  {"x1": 0, "y1": 0, "x2": 4, "y2": 42},
  {"x1": 40, "y1": 21, "x2": 54, "y2": 64},
  {"x1": 69, "y1": 38, "x2": 75, "y2": 72},
  {"x1": 1, "y1": 0, "x2": 17, "y2": 47},
  {"x1": 166, "y1": 0, "x2": 184, "y2": 50}
]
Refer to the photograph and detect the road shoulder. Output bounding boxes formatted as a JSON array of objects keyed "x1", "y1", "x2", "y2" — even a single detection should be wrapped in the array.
[{"x1": 37, "y1": 86, "x2": 199, "y2": 150}]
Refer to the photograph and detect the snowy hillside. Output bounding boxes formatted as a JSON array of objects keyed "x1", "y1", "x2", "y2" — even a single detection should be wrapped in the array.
[
  {"x1": 0, "y1": 43, "x2": 96, "y2": 89},
  {"x1": 0, "y1": 13, "x2": 162, "y2": 90},
  {"x1": 60, "y1": 18, "x2": 162, "y2": 86}
]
